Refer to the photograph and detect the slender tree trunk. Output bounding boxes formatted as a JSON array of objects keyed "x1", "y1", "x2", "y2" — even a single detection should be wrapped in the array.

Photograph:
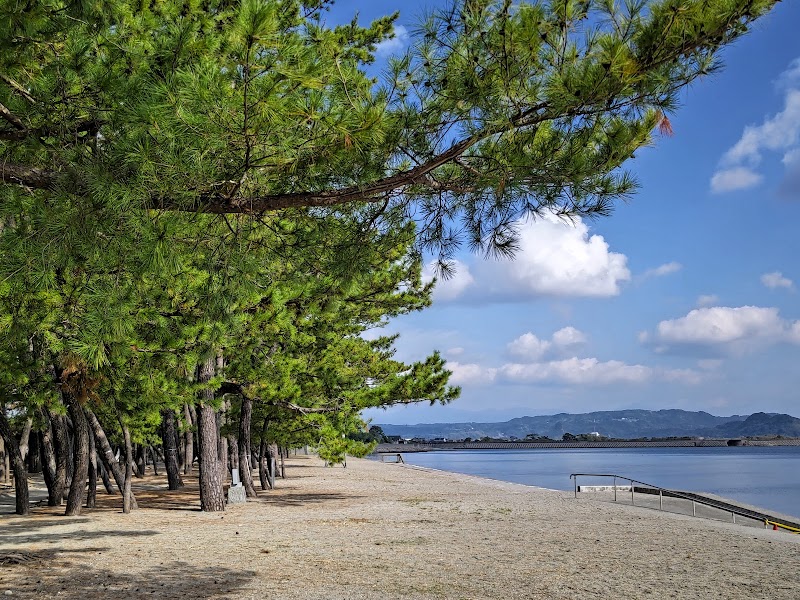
[
  {"x1": 39, "y1": 413, "x2": 57, "y2": 501},
  {"x1": 280, "y1": 447, "x2": 286, "y2": 479},
  {"x1": 133, "y1": 444, "x2": 145, "y2": 478},
  {"x1": 18, "y1": 417, "x2": 33, "y2": 460},
  {"x1": 267, "y1": 443, "x2": 278, "y2": 490},
  {"x1": 161, "y1": 409, "x2": 184, "y2": 490},
  {"x1": 46, "y1": 408, "x2": 69, "y2": 506},
  {"x1": 175, "y1": 424, "x2": 184, "y2": 473},
  {"x1": 237, "y1": 395, "x2": 257, "y2": 497},
  {"x1": 0, "y1": 410, "x2": 29, "y2": 515},
  {"x1": 86, "y1": 429, "x2": 97, "y2": 508},
  {"x1": 196, "y1": 356, "x2": 224, "y2": 512},
  {"x1": 99, "y1": 462, "x2": 114, "y2": 494},
  {"x1": 64, "y1": 392, "x2": 89, "y2": 516},
  {"x1": 150, "y1": 446, "x2": 160, "y2": 476},
  {"x1": 258, "y1": 417, "x2": 269, "y2": 491},
  {"x1": 217, "y1": 404, "x2": 228, "y2": 483},
  {"x1": 121, "y1": 419, "x2": 134, "y2": 514},
  {"x1": 183, "y1": 404, "x2": 194, "y2": 475},
  {"x1": 27, "y1": 431, "x2": 42, "y2": 473}
]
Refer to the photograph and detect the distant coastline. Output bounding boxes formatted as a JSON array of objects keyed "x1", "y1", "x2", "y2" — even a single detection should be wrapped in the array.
[{"x1": 376, "y1": 438, "x2": 800, "y2": 453}]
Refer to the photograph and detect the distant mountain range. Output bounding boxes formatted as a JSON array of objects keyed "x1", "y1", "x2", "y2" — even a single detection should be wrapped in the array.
[{"x1": 377, "y1": 410, "x2": 800, "y2": 440}]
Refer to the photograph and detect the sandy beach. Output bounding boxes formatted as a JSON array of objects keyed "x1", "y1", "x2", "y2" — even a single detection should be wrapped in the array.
[{"x1": 1, "y1": 456, "x2": 799, "y2": 599}]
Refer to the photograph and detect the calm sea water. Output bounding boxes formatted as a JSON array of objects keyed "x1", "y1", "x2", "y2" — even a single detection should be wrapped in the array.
[{"x1": 398, "y1": 446, "x2": 800, "y2": 519}]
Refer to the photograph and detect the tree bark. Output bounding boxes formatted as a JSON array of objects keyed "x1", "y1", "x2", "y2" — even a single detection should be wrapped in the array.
[
  {"x1": 267, "y1": 443, "x2": 278, "y2": 490},
  {"x1": 99, "y1": 461, "x2": 114, "y2": 494},
  {"x1": 216, "y1": 403, "x2": 228, "y2": 483},
  {"x1": 121, "y1": 419, "x2": 134, "y2": 514},
  {"x1": 280, "y1": 446, "x2": 286, "y2": 479},
  {"x1": 258, "y1": 417, "x2": 269, "y2": 491},
  {"x1": 18, "y1": 417, "x2": 33, "y2": 460},
  {"x1": 39, "y1": 413, "x2": 57, "y2": 501},
  {"x1": 150, "y1": 446, "x2": 160, "y2": 476},
  {"x1": 238, "y1": 395, "x2": 257, "y2": 497},
  {"x1": 64, "y1": 392, "x2": 89, "y2": 516},
  {"x1": 27, "y1": 431, "x2": 42, "y2": 473},
  {"x1": 49, "y1": 411, "x2": 70, "y2": 506},
  {"x1": 133, "y1": 444, "x2": 145, "y2": 478},
  {"x1": 196, "y1": 356, "x2": 224, "y2": 512},
  {"x1": 182, "y1": 403, "x2": 194, "y2": 475},
  {"x1": 161, "y1": 409, "x2": 184, "y2": 490},
  {"x1": 0, "y1": 410, "x2": 29, "y2": 515},
  {"x1": 86, "y1": 428, "x2": 97, "y2": 508}
]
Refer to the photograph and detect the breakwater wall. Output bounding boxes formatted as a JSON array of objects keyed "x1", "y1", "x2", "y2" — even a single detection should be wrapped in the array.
[{"x1": 375, "y1": 438, "x2": 800, "y2": 453}]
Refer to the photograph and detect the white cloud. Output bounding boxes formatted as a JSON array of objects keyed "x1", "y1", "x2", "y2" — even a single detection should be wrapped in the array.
[
  {"x1": 446, "y1": 362, "x2": 496, "y2": 386},
  {"x1": 498, "y1": 358, "x2": 700, "y2": 386},
  {"x1": 552, "y1": 326, "x2": 587, "y2": 348},
  {"x1": 712, "y1": 61, "x2": 800, "y2": 193},
  {"x1": 474, "y1": 213, "x2": 630, "y2": 298},
  {"x1": 423, "y1": 259, "x2": 475, "y2": 302},
  {"x1": 507, "y1": 326, "x2": 587, "y2": 361},
  {"x1": 649, "y1": 306, "x2": 800, "y2": 353},
  {"x1": 374, "y1": 25, "x2": 409, "y2": 56},
  {"x1": 507, "y1": 332, "x2": 550, "y2": 361},
  {"x1": 721, "y1": 90, "x2": 800, "y2": 166},
  {"x1": 761, "y1": 271, "x2": 793, "y2": 290},
  {"x1": 697, "y1": 294, "x2": 719, "y2": 307},
  {"x1": 445, "y1": 347, "x2": 464, "y2": 357},
  {"x1": 642, "y1": 261, "x2": 682, "y2": 278},
  {"x1": 710, "y1": 167, "x2": 763, "y2": 193}
]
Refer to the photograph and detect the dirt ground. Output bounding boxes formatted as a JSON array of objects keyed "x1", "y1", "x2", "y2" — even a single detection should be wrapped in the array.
[{"x1": 1, "y1": 456, "x2": 799, "y2": 599}]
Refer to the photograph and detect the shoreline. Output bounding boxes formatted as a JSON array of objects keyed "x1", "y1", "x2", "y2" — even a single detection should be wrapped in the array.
[{"x1": 2, "y1": 456, "x2": 799, "y2": 599}]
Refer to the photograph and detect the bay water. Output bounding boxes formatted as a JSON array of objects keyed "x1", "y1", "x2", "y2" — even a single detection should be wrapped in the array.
[{"x1": 398, "y1": 446, "x2": 800, "y2": 519}]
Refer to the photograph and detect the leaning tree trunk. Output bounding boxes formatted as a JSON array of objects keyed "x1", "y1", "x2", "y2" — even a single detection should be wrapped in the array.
[
  {"x1": 64, "y1": 392, "x2": 90, "y2": 516},
  {"x1": 18, "y1": 417, "x2": 33, "y2": 461},
  {"x1": 237, "y1": 395, "x2": 257, "y2": 498},
  {"x1": 0, "y1": 410, "x2": 29, "y2": 515},
  {"x1": 99, "y1": 462, "x2": 114, "y2": 494},
  {"x1": 160, "y1": 409, "x2": 184, "y2": 490},
  {"x1": 85, "y1": 407, "x2": 140, "y2": 508},
  {"x1": 86, "y1": 428, "x2": 97, "y2": 508},
  {"x1": 196, "y1": 356, "x2": 224, "y2": 512},
  {"x1": 182, "y1": 404, "x2": 194, "y2": 475}
]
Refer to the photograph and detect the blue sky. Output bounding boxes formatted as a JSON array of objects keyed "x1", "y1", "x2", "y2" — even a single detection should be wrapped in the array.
[{"x1": 329, "y1": 1, "x2": 800, "y2": 425}]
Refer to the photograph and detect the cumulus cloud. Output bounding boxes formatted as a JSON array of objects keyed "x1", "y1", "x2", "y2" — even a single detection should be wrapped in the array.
[
  {"x1": 446, "y1": 362, "x2": 497, "y2": 386},
  {"x1": 648, "y1": 305, "x2": 800, "y2": 354},
  {"x1": 761, "y1": 271, "x2": 794, "y2": 290},
  {"x1": 473, "y1": 213, "x2": 630, "y2": 299},
  {"x1": 423, "y1": 213, "x2": 630, "y2": 303},
  {"x1": 507, "y1": 326, "x2": 587, "y2": 361},
  {"x1": 711, "y1": 60, "x2": 800, "y2": 195},
  {"x1": 697, "y1": 294, "x2": 720, "y2": 307},
  {"x1": 374, "y1": 25, "x2": 409, "y2": 56}
]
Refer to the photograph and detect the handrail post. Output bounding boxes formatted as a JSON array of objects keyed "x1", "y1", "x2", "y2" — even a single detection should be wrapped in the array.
[
  {"x1": 659, "y1": 489, "x2": 663, "y2": 510},
  {"x1": 573, "y1": 475, "x2": 577, "y2": 499},
  {"x1": 631, "y1": 479, "x2": 634, "y2": 505},
  {"x1": 692, "y1": 499, "x2": 696, "y2": 517},
  {"x1": 613, "y1": 476, "x2": 617, "y2": 502}
]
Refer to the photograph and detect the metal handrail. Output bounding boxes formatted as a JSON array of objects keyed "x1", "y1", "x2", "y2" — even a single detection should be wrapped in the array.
[{"x1": 569, "y1": 472, "x2": 794, "y2": 530}]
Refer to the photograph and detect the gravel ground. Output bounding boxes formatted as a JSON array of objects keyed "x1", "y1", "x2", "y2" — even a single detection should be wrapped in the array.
[{"x1": 1, "y1": 456, "x2": 799, "y2": 599}]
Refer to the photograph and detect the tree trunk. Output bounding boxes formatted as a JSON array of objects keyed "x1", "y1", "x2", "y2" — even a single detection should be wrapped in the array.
[
  {"x1": 150, "y1": 446, "x2": 160, "y2": 476},
  {"x1": 39, "y1": 413, "x2": 57, "y2": 500},
  {"x1": 18, "y1": 417, "x2": 33, "y2": 460},
  {"x1": 64, "y1": 392, "x2": 90, "y2": 516},
  {"x1": 267, "y1": 443, "x2": 278, "y2": 490},
  {"x1": 45, "y1": 408, "x2": 69, "y2": 506},
  {"x1": 85, "y1": 407, "x2": 138, "y2": 506},
  {"x1": 280, "y1": 446, "x2": 286, "y2": 479},
  {"x1": 196, "y1": 356, "x2": 224, "y2": 512},
  {"x1": 183, "y1": 404, "x2": 194, "y2": 475},
  {"x1": 27, "y1": 431, "x2": 42, "y2": 473},
  {"x1": 133, "y1": 444, "x2": 145, "y2": 478},
  {"x1": 258, "y1": 417, "x2": 269, "y2": 491},
  {"x1": 161, "y1": 409, "x2": 184, "y2": 490},
  {"x1": 216, "y1": 404, "x2": 228, "y2": 483},
  {"x1": 99, "y1": 461, "x2": 114, "y2": 494},
  {"x1": 121, "y1": 420, "x2": 134, "y2": 514},
  {"x1": 0, "y1": 410, "x2": 29, "y2": 515},
  {"x1": 237, "y1": 395, "x2": 257, "y2": 497},
  {"x1": 86, "y1": 428, "x2": 97, "y2": 508}
]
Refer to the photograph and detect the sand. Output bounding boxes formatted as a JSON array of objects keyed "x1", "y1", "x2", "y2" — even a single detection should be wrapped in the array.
[{"x1": 1, "y1": 456, "x2": 799, "y2": 599}]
